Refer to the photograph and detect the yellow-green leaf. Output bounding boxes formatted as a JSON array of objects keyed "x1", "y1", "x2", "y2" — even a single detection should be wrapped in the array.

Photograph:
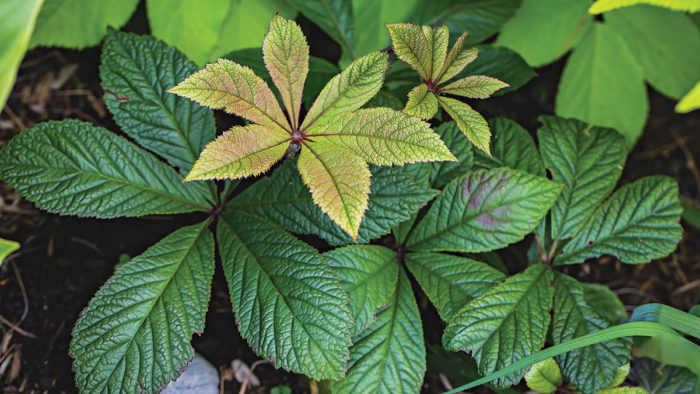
[
  {"x1": 185, "y1": 124, "x2": 289, "y2": 181},
  {"x1": 169, "y1": 58, "x2": 291, "y2": 132},
  {"x1": 524, "y1": 358, "x2": 563, "y2": 393},
  {"x1": 263, "y1": 15, "x2": 309, "y2": 128},
  {"x1": 438, "y1": 96, "x2": 491, "y2": 155},
  {"x1": 386, "y1": 23, "x2": 433, "y2": 79},
  {"x1": 306, "y1": 108, "x2": 456, "y2": 165},
  {"x1": 298, "y1": 142, "x2": 371, "y2": 239},
  {"x1": 676, "y1": 80, "x2": 700, "y2": 113},
  {"x1": 422, "y1": 25, "x2": 450, "y2": 80},
  {"x1": 301, "y1": 51, "x2": 388, "y2": 130},
  {"x1": 440, "y1": 75, "x2": 509, "y2": 98},
  {"x1": 435, "y1": 32, "x2": 479, "y2": 84},
  {"x1": 589, "y1": 0, "x2": 700, "y2": 14},
  {"x1": 403, "y1": 84, "x2": 439, "y2": 119},
  {"x1": 0, "y1": 238, "x2": 20, "y2": 266}
]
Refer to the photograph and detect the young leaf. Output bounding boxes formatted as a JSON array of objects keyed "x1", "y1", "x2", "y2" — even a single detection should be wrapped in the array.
[
  {"x1": 457, "y1": 45, "x2": 536, "y2": 95},
  {"x1": 551, "y1": 272, "x2": 631, "y2": 393},
  {"x1": 443, "y1": 264, "x2": 554, "y2": 388},
  {"x1": 440, "y1": 76, "x2": 510, "y2": 99},
  {"x1": 403, "y1": 84, "x2": 439, "y2": 120},
  {"x1": 386, "y1": 23, "x2": 435, "y2": 80},
  {"x1": 0, "y1": 237, "x2": 19, "y2": 266},
  {"x1": 217, "y1": 211, "x2": 353, "y2": 380},
  {"x1": 0, "y1": 120, "x2": 212, "y2": 217},
  {"x1": 537, "y1": 116, "x2": 627, "y2": 240},
  {"x1": 325, "y1": 245, "x2": 399, "y2": 335},
  {"x1": 556, "y1": 176, "x2": 682, "y2": 265},
  {"x1": 101, "y1": 29, "x2": 216, "y2": 171},
  {"x1": 407, "y1": 168, "x2": 561, "y2": 253},
  {"x1": 524, "y1": 358, "x2": 563, "y2": 393},
  {"x1": 332, "y1": 268, "x2": 425, "y2": 393},
  {"x1": 70, "y1": 222, "x2": 215, "y2": 393},
  {"x1": 473, "y1": 117, "x2": 544, "y2": 176},
  {"x1": 437, "y1": 96, "x2": 490, "y2": 155},
  {"x1": 435, "y1": 33, "x2": 478, "y2": 84},
  {"x1": 405, "y1": 252, "x2": 505, "y2": 322}
]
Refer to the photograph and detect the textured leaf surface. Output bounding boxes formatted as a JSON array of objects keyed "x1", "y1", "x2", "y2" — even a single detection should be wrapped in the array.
[
  {"x1": 581, "y1": 283, "x2": 628, "y2": 324},
  {"x1": 217, "y1": 211, "x2": 352, "y2": 380},
  {"x1": 538, "y1": 116, "x2": 627, "y2": 240},
  {"x1": 440, "y1": 76, "x2": 509, "y2": 98},
  {"x1": 473, "y1": 117, "x2": 544, "y2": 176},
  {"x1": 71, "y1": 222, "x2": 215, "y2": 393},
  {"x1": 307, "y1": 108, "x2": 456, "y2": 165},
  {"x1": 555, "y1": 23, "x2": 647, "y2": 146},
  {"x1": 552, "y1": 272, "x2": 631, "y2": 393},
  {"x1": 169, "y1": 58, "x2": 290, "y2": 132},
  {"x1": 101, "y1": 29, "x2": 215, "y2": 171},
  {"x1": 263, "y1": 15, "x2": 309, "y2": 127},
  {"x1": 590, "y1": 0, "x2": 700, "y2": 13},
  {"x1": 424, "y1": 121, "x2": 475, "y2": 189},
  {"x1": 405, "y1": 252, "x2": 505, "y2": 321},
  {"x1": 229, "y1": 160, "x2": 437, "y2": 245},
  {"x1": 435, "y1": 33, "x2": 478, "y2": 84},
  {"x1": 325, "y1": 245, "x2": 399, "y2": 335},
  {"x1": 605, "y1": 4, "x2": 700, "y2": 99},
  {"x1": 332, "y1": 268, "x2": 425, "y2": 393},
  {"x1": 407, "y1": 168, "x2": 561, "y2": 253},
  {"x1": 524, "y1": 358, "x2": 563, "y2": 393},
  {"x1": 0, "y1": 120, "x2": 211, "y2": 217},
  {"x1": 556, "y1": 176, "x2": 682, "y2": 265},
  {"x1": 301, "y1": 51, "x2": 387, "y2": 130},
  {"x1": 386, "y1": 23, "x2": 436, "y2": 80},
  {"x1": 403, "y1": 84, "x2": 438, "y2": 119},
  {"x1": 287, "y1": 0, "x2": 355, "y2": 59},
  {"x1": 438, "y1": 96, "x2": 490, "y2": 155},
  {"x1": 458, "y1": 45, "x2": 536, "y2": 95},
  {"x1": 185, "y1": 125, "x2": 289, "y2": 181},
  {"x1": 443, "y1": 264, "x2": 553, "y2": 388},
  {"x1": 630, "y1": 357, "x2": 700, "y2": 394}
]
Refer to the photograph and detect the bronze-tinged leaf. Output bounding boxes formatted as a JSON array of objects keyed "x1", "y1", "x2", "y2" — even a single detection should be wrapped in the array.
[
  {"x1": 438, "y1": 96, "x2": 491, "y2": 155},
  {"x1": 440, "y1": 75, "x2": 509, "y2": 98},
  {"x1": 422, "y1": 25, "x2": 449, "y2": 80},
  {"x1": 403, "y1": 84, "x2": 439, "y2": 120},
  {"x1": 435, "y1": 32, "x2": 478, "y2": 84},
  {"x1": 386, "y1": 23, "x2": 433, "y2": 80}
]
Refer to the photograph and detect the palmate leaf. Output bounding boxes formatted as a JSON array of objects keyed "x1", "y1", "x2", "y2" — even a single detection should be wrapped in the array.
[
  {"x1": 473, "y1": 117, "x2": 544, "y2": 176},
  {"x1": 556, "y1": 176, "x2": 682, "y2": 265},
  {"x1": 70, "y1": 222, "x2": 215, "y2": 393},
  {"x1": 0, "y1": 120, "x2": 212, "y2": 217},
  {"x1": 217, "y1": 211, "x2": 353, "y2": 380},
  {"x1": 443, "y1": 264, "x2": 554, "y2": 388}
]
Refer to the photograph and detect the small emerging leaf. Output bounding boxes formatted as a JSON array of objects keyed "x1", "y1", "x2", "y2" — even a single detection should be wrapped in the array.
[
  {"x1": 440, "y1": 75, "x2": 509, "y2": 98},
  {"x1": 403, "y1": 84, "x2": 439, "y2": 119},
  {"x1": 524, "y1": 358, "x2": 563, "y2": 393},
  {"x1": 435, "y1": 32, "x2": 478, "y2": 84},
  {"x1": 438, "y1": 96, "x2": 491, "y2": 155}
]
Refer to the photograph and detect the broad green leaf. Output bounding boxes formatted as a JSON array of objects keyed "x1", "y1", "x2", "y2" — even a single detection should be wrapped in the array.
[
  {"x1": 263, "y1": 15, "x2": 309, "y2": 128},
  {"x1": 437, "y1": 96, "x2": 491, "y2": 155},
  {"x1": 101, "y1": 29, "x2": 216, "y2": 171},
  {"x1": 228, "y1": 160, "x2": 437, "y2": 245},
  {"x1": 435, "y1": 33, "x2": 478, "y2": 84},
  {"x1": 0, "y1": 0, "x2": 42, "y2": 108},
  {"x1": 440, "y1": 76, "x2": 509, "y2": 98},
  {"x1": 552, "y1": 272, "x2": 631, "y2": 393},
  {"x1": 0, "y1": 238, "x2": 20, "y2": 266},
  {"x1": 457, "y1": 45, "x2": 536, "y2": 95},
  {"x1": 403, "y1": 84, "x2": 439, "y2": 119},
  {"x1": 405, "y1": 252, "x2": 505, "y2": 321},
  {"x1": 325, "y1": 245, "x2": 399, "y2": 335},
  {"x1": 443, "y1": 264, "x2": 554, "y2": 388},
  {"x1": 630, "y1": 357, "x2": 700, "y2": 394},
  {"x1": 70, "y1": 222, "x2": 215, "y2": 393},
  {"x1": 352, "y1": 0, "x2": 420, "y2": 57},
  {"x1": 386, "y1": 23, "x2": 435, "y2": 80},
  {"x1": 605, "y1": 5, "x2": 700, "y2": 99},
  {"x1": 556, "y1": 176, "x2": 682, "y2": 265},
  {"x1": 217, "y1": 211, "x2": 352, "y2": 380},
  {"x1": 301, "y1": 51, "x2": 388, "y2": 130},
  {"x1": 497, "y1": 0, "x2": 593, "y2": 67},
  {"x1": 169, "y1": 58, "x2": 291, "y2": 133},
  {"x1": 473, "y1": 117, "x2": 544, "y2": 176},
  {"x1": 298, "y1": 142, "x2": 371, "y2": 239},
  {"x1": 538, "y1": 116, "x2": 627, "y2": 240},
  {"x1": 287, "y1": 0, "x2": 355, "y2": 59},
  {"x1": 332, "y1": 268, "x2": 425, "y2": 393},
  {"x1": 306, "y1": 108, "x2": 456, "y2": 165},
  {"x1": 407, "y1": 168, "x2": 561, "y2": 253},
  {"x1": 555, "y1": 23, "x2": 648, "y2": 146},
  {"x1": 590, "y1": 0, "x2": 700, "y2": 13},
  {"x1": 524, "y1": 358, "x2": 563, "y2": 393},
  {"x1": 365, "y1": 89, "x2": 405, "y2": 110},
  {"x1": 184, "y1": 124, "x2": 289, "y2": 181},
  {"x1": 425, "y1": 120, "x2": 475, "y2": 189},
  {"x1": 581, "y1": 283, "x2": 628, "y2": 324},
  {"x1": 676, "y1": 81, "x2": 700, "y2": 113},
  {"x1": 0, "y1": 120, "x2": 212, "y2": 217},
  {"x1": 635, "y1": 331, "x2": 700, "y2": 377},
  {"x1": 29, "y1": 0, "x2": 139, "y2": 49}
]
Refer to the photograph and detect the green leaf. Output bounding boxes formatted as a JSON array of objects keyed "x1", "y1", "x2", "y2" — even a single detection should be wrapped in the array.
[
  {"x1": 581, "y1": 283, "x2": 628, "y2": 324},
  {"x1": 70, "y1": 222, "x2": 215, "y2": 393},
  {"x1": 605, "y1": 4, "x2": 700, "y2": 99},
  {"x1": 228, "y1": 160, "x2": 437, "y2": 246},
  {"x1": 332, "y1": 267, "x2": 425, "y2": 393},
  {"x1": 551, "y1": 272, "x2": 631, "y2": 393},
  {"x1": 440, "y1": 75, "x2": 509, "y2": 98},
  {"x1": 0, "y1": 120, "x2": 212, "y2": 217},
  {"x1": 217, "y1": 211, "x2": 352, "y2": 380},
  {"x1": 556, "y1": 176, "x2": 682, "y2": 265},
  {"x1": 100, "y1": 29, "x2": 216, "y2": 171},
  {"x1": 407, "y1": 168, "x2": 561, "y2": 253},
  {"x1": 555, "y1": 23, "x2": 648, "y2": 146},
  {"x1": 473, "y1": 117, "x2": 544, "y2": 176},
  {"x1": 681, "y1": 200, "x2": 700, "y2": 230},
  {"x1": 630, "y1": 357, "x2": 700, "y2": 394},
  {"x1": 405, "y1": 252, "x2": 505, "y2": 321},
  {"x1": 0, "y1": 237, "x2": 20, "y2": 266},
  {"x1": 457, "y1": 45, "x2": 536, "y2": 95},
  {"x1": 497, "y1": 0, "x2": 593, "y2": 67},
  {"x1": 0, "y1": 0, "x2": 43, "y2": 108},
  {"x1": 325, "y1": 245, "x2": 399, "y2": 336},
  {"x1": 524, "y1": 358, "x2": 563, "y2": 393},
  {"x1": 590, "y1": 0, "x2": 700, "y2": 13},
  {"x1": 537, "y1": 116, "x2": 627, "y2": 240},
  {"x1": 386, "y1": 23, "x2": 440, "y2": 80},
  {"x1": 676, "y1": 81, "x2": 700, "y2": 113},
  {"x1": 425, "y1": 121, "x2": 475, "y2": 189},
  {"x1": 437, "y1": 96, "x2": 491, "y2": 155},
  {"x1": 29, "y1": 0, "x2": 138, "y2": 49},
  {"x1": 609, "y1": 363, "x2": 632, "y2": 388},
  {"x1": 403, "y1": 84, "x2": 439, "y2": 120},
  {"x1": 352, "y1": 0, "x2": 420, "y2": 57},
  {"x1": 443, "y1": 264, "x2": 554, "y2": 388},
  {"x1": 435, "y1": 32, "x2": 478, "y2": 84},
  {"x1": 287, "y1": 0, "x2": 355, "y2": 59}
]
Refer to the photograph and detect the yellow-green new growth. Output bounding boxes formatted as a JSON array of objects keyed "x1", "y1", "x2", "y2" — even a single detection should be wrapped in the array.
[
  {"x1": 386, "y1": 23, "x2": 509, "y2": 155},
  {"x1": 169, "y1": 15, "x2": 456, "y2": 239}
]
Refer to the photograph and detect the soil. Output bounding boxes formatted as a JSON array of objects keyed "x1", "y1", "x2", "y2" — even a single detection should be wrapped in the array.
[{"x1": 1, "y1": 15, "x2": 699, "y2": 394}]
